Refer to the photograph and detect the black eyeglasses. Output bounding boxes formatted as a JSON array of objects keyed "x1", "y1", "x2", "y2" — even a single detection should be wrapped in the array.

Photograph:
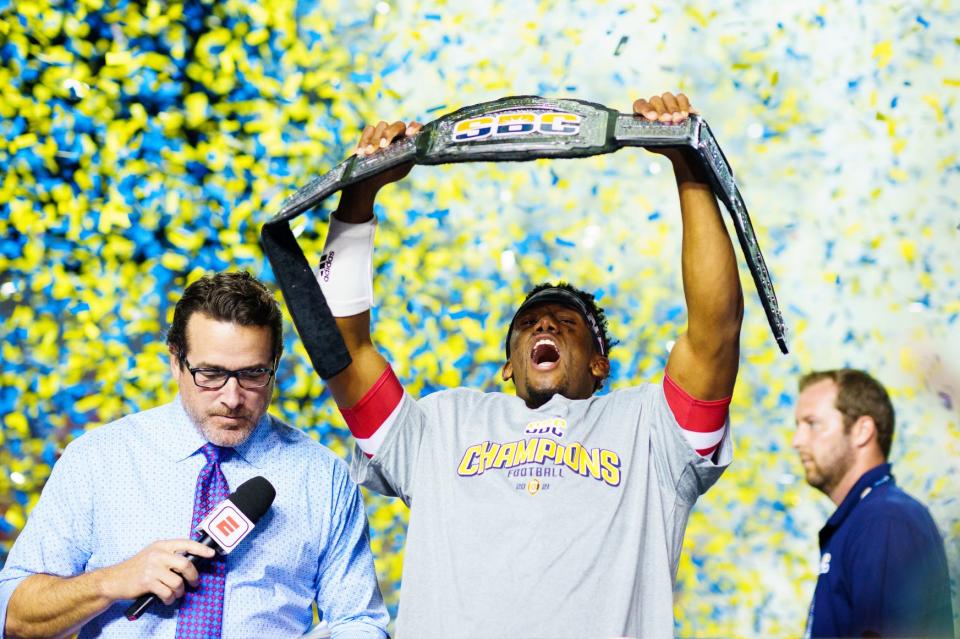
[{"x1": 181, "y1": 357, "x2": 275, "y2": 390}]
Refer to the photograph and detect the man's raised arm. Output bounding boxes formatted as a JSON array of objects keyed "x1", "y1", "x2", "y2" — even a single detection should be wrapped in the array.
[
  {"x1": 323, "y1": 120, "x2": 422, "y2": 409},
  {"x1": 635, "y1": 92, "x2": 744, "y2": 402}
]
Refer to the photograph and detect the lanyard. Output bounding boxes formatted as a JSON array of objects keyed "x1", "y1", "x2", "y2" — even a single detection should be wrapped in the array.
[{"x1": 858, "y1": 474, "x2": 890, "y2": 500}]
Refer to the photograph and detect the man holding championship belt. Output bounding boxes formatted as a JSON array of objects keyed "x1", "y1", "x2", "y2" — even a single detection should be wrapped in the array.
[{"x1": 318, "y1": 92, "x2": 743, "y2": 637}]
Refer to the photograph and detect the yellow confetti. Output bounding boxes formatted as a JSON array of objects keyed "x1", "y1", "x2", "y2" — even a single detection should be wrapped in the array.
[{"x1": 872, "y1": 40, "x2": 893, "y2": 68}]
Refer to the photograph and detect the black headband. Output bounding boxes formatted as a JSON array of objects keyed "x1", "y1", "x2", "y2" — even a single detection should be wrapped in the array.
[{"x1": 504, "y1": 287, "x2": 606, "y2": 358}]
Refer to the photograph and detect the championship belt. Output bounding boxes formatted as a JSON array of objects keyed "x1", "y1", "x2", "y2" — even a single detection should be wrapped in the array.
[{"x1": 261, "y1": 96, "x2": 789, "y2": 380}]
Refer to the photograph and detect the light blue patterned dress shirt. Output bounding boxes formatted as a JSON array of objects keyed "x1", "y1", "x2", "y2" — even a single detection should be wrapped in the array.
[{"x1": 0, "y1": 397, "x2": 388, "y2": 638}]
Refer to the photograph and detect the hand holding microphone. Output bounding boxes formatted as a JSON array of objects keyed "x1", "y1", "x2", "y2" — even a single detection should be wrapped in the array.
[{"x1": 124, "y1": 476, "x2": 276, "y2": 621}]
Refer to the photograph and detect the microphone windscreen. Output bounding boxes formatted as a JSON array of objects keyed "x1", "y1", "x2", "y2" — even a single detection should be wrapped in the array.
[{"x1": 229, "y1": 476, "x2": 276, "y2": 523}]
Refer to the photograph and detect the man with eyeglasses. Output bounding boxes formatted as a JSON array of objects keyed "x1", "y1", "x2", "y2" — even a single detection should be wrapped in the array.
[{"x1": 0, "y1": 272, "x2": 388, "y2": 638}]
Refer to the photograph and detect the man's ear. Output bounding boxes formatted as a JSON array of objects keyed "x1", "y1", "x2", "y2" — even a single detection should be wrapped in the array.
[
  {"x1": 591, "y1": 355, "x2": 610, "y2": 383},
  {"x1": 851, "y1": 415, "x2": 877, "y2": 449},
  {"x1": 501, "y1": 360, "x2": 514, "y2": 382},
  {"x1": 169, "y1": 346, "x2": 180, "y2": 378}
]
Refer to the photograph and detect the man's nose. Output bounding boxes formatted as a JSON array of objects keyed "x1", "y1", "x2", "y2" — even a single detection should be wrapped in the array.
[
  {"x1": 535, "y1": 314, "x2": 558, "y2": 332},
  {"x1": 219, "y1": 377, "x2": 244, "y2": 408},
  {"x1": 791, "y1": 425, "x2": 804, "y2": 450}
]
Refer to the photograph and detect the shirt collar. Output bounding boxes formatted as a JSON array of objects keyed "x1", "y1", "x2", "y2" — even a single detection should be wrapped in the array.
[
  {"x1": 819, "y1": 462, "x2": 894, "y2": 549},
  {"x1": 164, "y1": 395, "x2": 275, "y2": 468}
]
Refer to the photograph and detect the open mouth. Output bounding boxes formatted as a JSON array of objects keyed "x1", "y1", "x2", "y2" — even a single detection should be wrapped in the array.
[{"x1": 531, "y1": 338, "x2": 561, "y2": 371}]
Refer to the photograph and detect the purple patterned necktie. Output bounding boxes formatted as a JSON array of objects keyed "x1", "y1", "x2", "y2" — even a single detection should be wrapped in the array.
[{"x1": 175, "y1": 443, "x2": 230, "y2": 638}]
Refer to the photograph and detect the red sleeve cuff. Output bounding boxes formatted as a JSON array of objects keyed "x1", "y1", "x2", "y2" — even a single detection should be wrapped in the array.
[
  {"x1": 663, "y1": 372, "x2": 730, "y2": 433},
  {"x1": 340, "y1": 366, "x2": 404, "y2": 439}
]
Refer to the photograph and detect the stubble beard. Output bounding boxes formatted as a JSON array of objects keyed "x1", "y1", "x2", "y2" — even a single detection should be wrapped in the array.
[
  {"x1": 804, "y1": 446, "x2": 855, "y2": 497},
  {"x1": 184, "y1": 403, "x2": 259, "y2": 448},
  {"x1": 521, "y1": 367, "x2": 599, "y2": 409},
  {"x1": 524, "y1": 386, "x2": 559, "y2": 409},
  {"x1": 524, "y1": 373, "x2": 590, "y2": 408}
]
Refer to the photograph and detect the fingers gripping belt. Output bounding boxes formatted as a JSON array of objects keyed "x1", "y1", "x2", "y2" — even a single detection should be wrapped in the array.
[{"x1": 260, "y1": 96, "x2": 789, "y2": 380}]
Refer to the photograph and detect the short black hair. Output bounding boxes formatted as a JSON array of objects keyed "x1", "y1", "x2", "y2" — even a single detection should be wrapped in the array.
[
  {"x1": 167, "y1": 271, "x2": 283, "y2": 367},
  {"x1": 508, "y1": 281, "x2": 616, "y2": 358}
]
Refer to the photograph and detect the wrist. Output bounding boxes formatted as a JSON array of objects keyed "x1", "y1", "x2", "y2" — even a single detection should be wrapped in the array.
[
  {"x1": 335, "y1": 187, "x2": 377, "y2": 223},
  {"x1": 89, "y1": 565, "x2": 120, "y2": 603},
  {"x1": 670, "y1": 149, "x2": 710, "y2": 185},
  {"x1": 317, "y1": 216, "x2": 377, "y2": 316}
]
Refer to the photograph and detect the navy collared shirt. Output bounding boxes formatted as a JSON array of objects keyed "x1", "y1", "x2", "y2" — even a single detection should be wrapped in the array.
[{"x1": 808, "y1": 463, "x2": 953, "y2": 638}]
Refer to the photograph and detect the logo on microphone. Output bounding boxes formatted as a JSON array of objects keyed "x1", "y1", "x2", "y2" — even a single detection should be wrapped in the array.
[{"x1": 198, "y1": 502, "x2": 256, "y2": 553}]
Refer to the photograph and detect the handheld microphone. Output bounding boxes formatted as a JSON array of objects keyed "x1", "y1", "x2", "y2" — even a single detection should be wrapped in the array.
[{"x1": 125, "y1": 475, "x2": 276, "y2": 621}]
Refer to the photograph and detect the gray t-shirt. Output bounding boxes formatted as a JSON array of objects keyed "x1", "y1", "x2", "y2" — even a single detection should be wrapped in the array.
[{"x1": 352, "y1": 383, "x2": 732, "y2": 639}]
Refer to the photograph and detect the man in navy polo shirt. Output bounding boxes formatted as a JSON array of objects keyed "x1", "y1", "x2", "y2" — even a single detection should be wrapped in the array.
[{"x1": 792, "y1": 368, "x2": 953, "y2": 638}]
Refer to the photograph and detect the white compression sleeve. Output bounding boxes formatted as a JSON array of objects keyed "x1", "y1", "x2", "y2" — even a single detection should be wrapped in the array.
[{"x1": 316, "y1": 216, "x2": 376, "y2": 317}]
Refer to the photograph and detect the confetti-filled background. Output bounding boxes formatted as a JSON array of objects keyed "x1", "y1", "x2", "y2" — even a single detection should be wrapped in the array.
[{"x1": 2, "y1": 0, "x2": 958, "y2": 634}]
